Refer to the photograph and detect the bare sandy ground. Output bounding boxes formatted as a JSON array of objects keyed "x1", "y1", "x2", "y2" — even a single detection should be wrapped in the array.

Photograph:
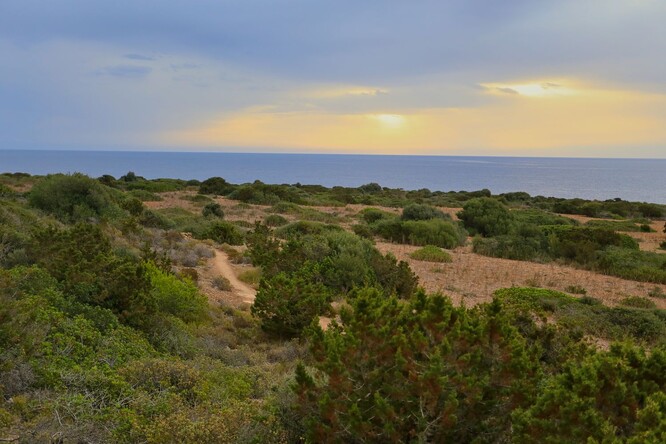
[
  {"x1": 376, "y1": 241, "x2": 666, "y2": 309},
  {"x1": 196, "y1": 247, "x2": 256, "y2": 307}
]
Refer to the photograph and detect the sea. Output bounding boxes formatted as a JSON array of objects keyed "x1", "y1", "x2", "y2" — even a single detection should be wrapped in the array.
[{"x1": 1, "y1": 150, "x2": 665, "y2": 204}]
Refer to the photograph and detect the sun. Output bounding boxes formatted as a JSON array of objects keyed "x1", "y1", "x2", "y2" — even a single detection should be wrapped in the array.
[{"x1": 372, "y1": 114, "x2": 406, "y2": 129}]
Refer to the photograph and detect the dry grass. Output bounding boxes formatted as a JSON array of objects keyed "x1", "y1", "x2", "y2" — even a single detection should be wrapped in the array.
[{"x1": 375, "y1": 241, "x2": 666, "y2": 309}]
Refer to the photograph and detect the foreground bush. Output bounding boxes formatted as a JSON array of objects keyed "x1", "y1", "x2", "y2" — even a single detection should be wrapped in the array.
[
  {"x1": 252, "y1": 269, "x2": 330, "y2": 338},
  {"x1": 296, "y1": 289, "x2": 540, "y2": 442}
]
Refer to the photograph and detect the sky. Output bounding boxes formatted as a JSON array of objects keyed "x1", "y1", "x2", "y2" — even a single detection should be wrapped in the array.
[{"x1": 1, "y1": 0, "x2": 665, "y2": 157}]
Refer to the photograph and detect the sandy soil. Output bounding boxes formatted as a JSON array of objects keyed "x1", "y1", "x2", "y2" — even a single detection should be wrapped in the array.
[
  {"x1": 196, "y1": 247, "x2": 257, "y2": 307},
  {"x1": 376, "y1": 241, "x2": 666, "y2": 309}
]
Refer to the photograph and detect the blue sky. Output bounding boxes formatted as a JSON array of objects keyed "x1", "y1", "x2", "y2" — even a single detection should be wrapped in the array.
[{"x1": 1, "y1": 0, "x2": 665, "y2": 156}]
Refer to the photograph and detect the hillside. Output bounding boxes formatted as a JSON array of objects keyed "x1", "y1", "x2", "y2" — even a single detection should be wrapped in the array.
[{"x1": 1, "y1": 172, "x2": 666, "y2": 443}]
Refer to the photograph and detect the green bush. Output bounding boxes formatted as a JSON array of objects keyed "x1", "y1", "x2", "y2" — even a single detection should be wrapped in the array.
[
  {"x1": 275, "y1": 221, "x2": 343, "y2": 239},
  {"x1": 457, "y1": 197, "x2": 515, "y2": 236},
  {"x1": 564, "y1": 285, "x2": 587, "y2": 295},
  {"x1": 198, "y1": 221, "x2": 244, "y2": 245},
  {"x1": 619, "y1": 296, "x2": 657, "y2": 309},
  {"x1": 202, "y1": 202, "x2": 224, "y2": 218},
  {"x1": 128, "y1": 189, "x2": 162, "y2": 201},
  {"x1": 473, "y1": 233, "x2": 547, "y2": 261},
  {"x1": 296, "y1": 288, "x2": 540, "y2": 442},
  {"x1": 251, "y1": 270, "x2": 330, "y2": 338},
  {"x1": 409, "y1": 245, "x2": 452, "y2": 262},
  {"x1": 146, "y1": 262, "x2": 208, "y2": 323},
  {"x1": 238, "y1": 268, "x2": 261, "y2": 286},
  {"x1": 212, "y1": 275, "x2": 233, "y2": 291},
  {"x1": 28, "y1": 173, "x2": 121, "y2": 223},
  {"x1": 401, "y1": 203, "x2": 447, "y2": 221},
  {"x1": 359, "y1": 207, "x2": 394, "y2": 224},
  {"x1": 596, "y1": 247, "x2": 666, "y2": 284},
  {"x1": 373, "y1": 219, "x2": 466, "y2": 248},
  {"x1": 264, "y1": 214, "x2": 288, "y2": 227},
  {"x1": 199, "y1": 177, "x2": 234, "y2": 195}
]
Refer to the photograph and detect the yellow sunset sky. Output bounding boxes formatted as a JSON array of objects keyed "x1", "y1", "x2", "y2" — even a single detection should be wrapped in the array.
[{"x1": 2, "y1": 0, "x2": 665, "y2": 157}]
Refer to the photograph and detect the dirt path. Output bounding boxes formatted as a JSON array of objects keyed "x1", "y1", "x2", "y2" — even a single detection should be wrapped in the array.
[{"x1": 212, "y1": 249, "x2": 256, "y2": 304}]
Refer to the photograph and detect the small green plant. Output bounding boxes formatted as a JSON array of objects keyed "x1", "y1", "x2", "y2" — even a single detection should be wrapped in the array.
[
  {"x1": 579, "y1": 295, "x2": 601, "y2": 306},
  {"x1": 409, "y1": 245, "x2": 452, "y2": 263},
  {"x1": 564, "y1": 285, "x2": 587, "y2": 295},
  {"x1": 659, "y1": 241, "x2": 666, "y2": 250},
  {"x1": 212, "y1": 275, "x2": 232, "y2": 291},
  {"x1": 647, "y1": 286, "x2": 665, "y2": 298},
  {"x1": 639, "y1": 223, "x2": 652, "y2": 232},
  {"x1": 238, "y1": 268, "x2": 261, "y2": 286},
  {"x1": 619, "y1": 296, "x2": 657, "y2": 309}
]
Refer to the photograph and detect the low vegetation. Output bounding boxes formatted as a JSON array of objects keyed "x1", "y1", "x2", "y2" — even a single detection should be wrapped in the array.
[
  {"x1": 409, "y1": 245, "x2": 453, "y2": 262},
  {"x1": 1, "y1": 171, "x2": 665, "y2": 442}
]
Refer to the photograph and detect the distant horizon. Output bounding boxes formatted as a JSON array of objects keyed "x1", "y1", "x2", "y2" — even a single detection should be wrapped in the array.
[
  {"x1": 3, "y1": 150, "x2": 665, "y2": 204},
  {"x1": 2, "y1": 147, "x2": 665, "y2": 161}
]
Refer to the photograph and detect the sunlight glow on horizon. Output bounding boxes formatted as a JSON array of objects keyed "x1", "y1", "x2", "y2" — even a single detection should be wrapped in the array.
[{"x1": 161, "y1": 79, "x2": 666, "y2": 156}]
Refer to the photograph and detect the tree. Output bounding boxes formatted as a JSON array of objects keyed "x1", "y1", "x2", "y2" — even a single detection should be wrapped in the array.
[
  {"x1": 513, "y1": 343, "x2": 666, "y2": 443},
  {"x1": 252, "y1": 268, "x2": 330, "y2": 338},
  {"x1": 296, "y1": 289, "x2": 540, "y2": 442}
]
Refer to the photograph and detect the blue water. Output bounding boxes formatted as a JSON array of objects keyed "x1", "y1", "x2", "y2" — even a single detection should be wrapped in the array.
[{"x1": 1, "y1": 150, "x2": 664, "y2": 204}]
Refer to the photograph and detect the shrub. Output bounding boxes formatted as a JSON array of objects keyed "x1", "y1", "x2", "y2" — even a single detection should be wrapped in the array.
[
  {"x1": 275, "y1": 221, "x2": 343, "y2": 239},
  {"x1": 264, "y1": 214, "x2": 288, "y2": 227},
  {"x1": 28, "y1": 173, "x2": 120, "y2": 223},
  {"x1": 296, "y1": 289, "x2": 540, "y2": 442},
  {"x1": 564, "y1": 285, "x2": 587, "y2": 295},
  {"x1": 178, "y1": 268, "x2": 199, "y2": 283},
  {"x1": 351, "y1": 223, "x2": 374, "y2": 239},
  {"x1": 409, "y1": 245, "x2": 452, "y2": 263},
  {"x1": 648, "y1": 287, "x2": 665, "y2": 298},
  {"x1": 238, "y1": 268, "x2": 261, "y2": 286},
  {"x1": 472, "y1": 234, "x2": 546, "y2": 261},
  {"x1": 359, "y1": 207, "x2": 393, "y2": 224},
  {"x1": 596, "y1": 247, "x2": 666, "y2": 284},
  {"x1": 146, "y1": 262, "x2": 208, "y2": 323},
  {"x1": 378, "y1": 219, "x2": 466, "y2": 248},
  {"x1": 212, "y1": 276, "x2": 233, "y2": 291},
  {"x1": 401, "y1": 203, "x2": 447, "y2": 221},
  {"x1": 251, "y1": 271, "x2": 330, "y2": 338},
  {"x1": 198, "y1": 221, "x2": 244, "y2": 245},
  {"x1": 128, "y1": 189, "x2": 162, "y2": 202},
  {"x1": 619, "y1": 296, "x2": 657, "y2": 309},
  {"x1": 457, "y1": 197, "x2": 514, "y2": 236},
  {"x1": 121, "y1": 197, "x2": 145, "y2": 216},
  {"x1": 202, "y1": 202, "x2": 225, "y2": 218},
  {"x1": 579, "y1": 295, "x2": 602, "y2": 306},
  {"x1": 199, "y1": 177, "x2": 233, "y2": 195}
]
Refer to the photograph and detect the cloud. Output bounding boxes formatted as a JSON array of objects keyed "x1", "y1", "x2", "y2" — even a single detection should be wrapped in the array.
[
  {"x1": 124, "y1": 53, "x2": 154, "y2": 61},
  {"x1": 97, "y1": 65, "x2": 152, "y2": 78},
  {"x1": 0, "y1": 0, "x2": 665, "y2": 155}
]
